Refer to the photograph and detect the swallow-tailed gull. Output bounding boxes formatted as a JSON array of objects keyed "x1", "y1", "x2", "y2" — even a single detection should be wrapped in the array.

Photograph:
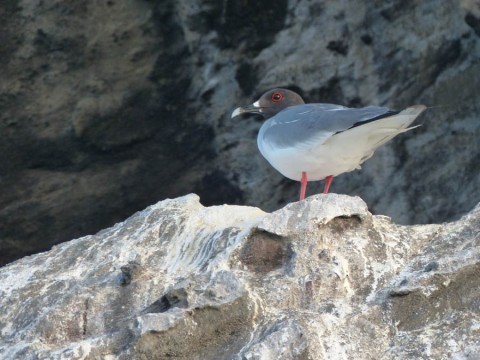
[{"x1": 231, "y1": 88, "x2": 426, "y2": 200}]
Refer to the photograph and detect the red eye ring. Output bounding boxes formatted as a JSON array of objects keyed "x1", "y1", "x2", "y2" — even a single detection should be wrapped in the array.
[{"x1": 271, "y1": 92, "x2": 283, "y2": 103}]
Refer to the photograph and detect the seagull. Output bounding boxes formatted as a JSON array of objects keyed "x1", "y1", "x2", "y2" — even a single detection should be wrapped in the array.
[{"x1": 231, "y1": 88, "x2": 426, "y2": 200}]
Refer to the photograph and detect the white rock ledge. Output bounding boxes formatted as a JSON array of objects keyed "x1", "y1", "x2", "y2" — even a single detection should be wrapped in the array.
[{"x1": 0, "y1": 194, "x2": 478, "y2": 359}]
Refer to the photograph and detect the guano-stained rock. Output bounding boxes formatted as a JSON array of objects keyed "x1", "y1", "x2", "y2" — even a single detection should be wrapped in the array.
[{"x1": 0, "y1": 194, "x2": 478, "y2": 359}]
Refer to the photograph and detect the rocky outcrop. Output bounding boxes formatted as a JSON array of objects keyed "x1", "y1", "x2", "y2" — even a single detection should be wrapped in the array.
[
  {"x1": 1, "y1": 194, "x2": 478, "y2": 359},
  {"x1": 1, "y1": 1, "x2": 479, "y2": 266}
]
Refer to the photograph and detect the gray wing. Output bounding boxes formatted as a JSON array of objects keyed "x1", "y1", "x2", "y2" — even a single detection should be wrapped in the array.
[{"x1": 259, "y1": 103, "x2": 397, "y2": 149}]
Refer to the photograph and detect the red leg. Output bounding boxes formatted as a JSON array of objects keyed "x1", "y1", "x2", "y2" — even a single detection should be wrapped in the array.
[
  {"x1": 300, "y1": 172, "x2": 307, "y2": 200},
  {"x1": 323, "y1": 175, "x2": 333, "y2": 194}
]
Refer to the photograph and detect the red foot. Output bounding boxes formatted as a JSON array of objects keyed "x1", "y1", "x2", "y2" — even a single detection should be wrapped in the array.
[
  {"x1": 323, "y1": 175, "x2": 333, "y2": 194},
  {"x1": 300, "y1": 172, "x2": 307, "y2": 200}
]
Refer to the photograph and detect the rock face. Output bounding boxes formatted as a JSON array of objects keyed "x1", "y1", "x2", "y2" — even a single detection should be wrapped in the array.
[
  {"x1": 1, "y1": 0, "x2": 480, "y2": 265},
  {"x1": 1, "y1": 194, "x2": 478, "y2": 359}
]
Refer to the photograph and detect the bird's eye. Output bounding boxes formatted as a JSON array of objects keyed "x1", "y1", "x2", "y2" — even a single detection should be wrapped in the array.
[{"x1": 271, "y1": 92, "x2": 283, "y2": 102}]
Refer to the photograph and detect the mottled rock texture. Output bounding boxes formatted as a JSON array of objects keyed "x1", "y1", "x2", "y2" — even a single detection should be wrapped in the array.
[
  {"x1": 0, "y1": 194, "x2": 478, "y2": 359},
  {"x1": 1, "y1": 0, "x2": 479, "y2": 264}
]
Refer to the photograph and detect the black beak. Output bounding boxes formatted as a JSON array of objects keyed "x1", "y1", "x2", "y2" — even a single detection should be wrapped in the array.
[{"x1": 231, "y1": 103, "x2": 263, "y2": 118}]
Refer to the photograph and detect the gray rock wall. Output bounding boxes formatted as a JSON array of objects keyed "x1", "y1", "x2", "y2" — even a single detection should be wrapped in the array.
[
  {"x1": 1, "y1": 0, "x2": 479, "y2": 264},
  {"x1": 0, "y1": 194, "x2": 478, "y2": 359}
]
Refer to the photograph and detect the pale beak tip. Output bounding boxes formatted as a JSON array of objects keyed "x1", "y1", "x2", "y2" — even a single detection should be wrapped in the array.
[{"x1": 231, "y1": 107, "x2": 243, "y2": 118}]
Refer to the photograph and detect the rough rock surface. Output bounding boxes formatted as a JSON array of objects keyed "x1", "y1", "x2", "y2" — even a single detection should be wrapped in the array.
[
  {"x1": 1, "y1": 194, "x2": 478, "y2": 359},
  {"x1": 1, "y1": 1, "x2": 479, "y2": 265}
]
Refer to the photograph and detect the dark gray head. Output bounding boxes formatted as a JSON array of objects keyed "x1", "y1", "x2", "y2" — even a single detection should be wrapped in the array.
[{"x1": 231, "y1": 88, "x2": 305, "y2": 119}]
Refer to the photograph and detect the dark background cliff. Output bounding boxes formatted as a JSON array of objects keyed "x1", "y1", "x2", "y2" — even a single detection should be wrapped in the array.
[{"x1": 1, "y1": 0, "x2": 479, "y2": 265}]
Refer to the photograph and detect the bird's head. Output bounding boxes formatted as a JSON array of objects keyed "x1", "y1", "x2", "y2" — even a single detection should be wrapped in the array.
[{"x1": 231, "y1": 88, "x2": 305, "y2": 119}]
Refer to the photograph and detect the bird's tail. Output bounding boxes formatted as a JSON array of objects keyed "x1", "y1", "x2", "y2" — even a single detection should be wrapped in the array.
[{"x1": 365, "y1": 104, "x2": 426, "y2": 146}]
